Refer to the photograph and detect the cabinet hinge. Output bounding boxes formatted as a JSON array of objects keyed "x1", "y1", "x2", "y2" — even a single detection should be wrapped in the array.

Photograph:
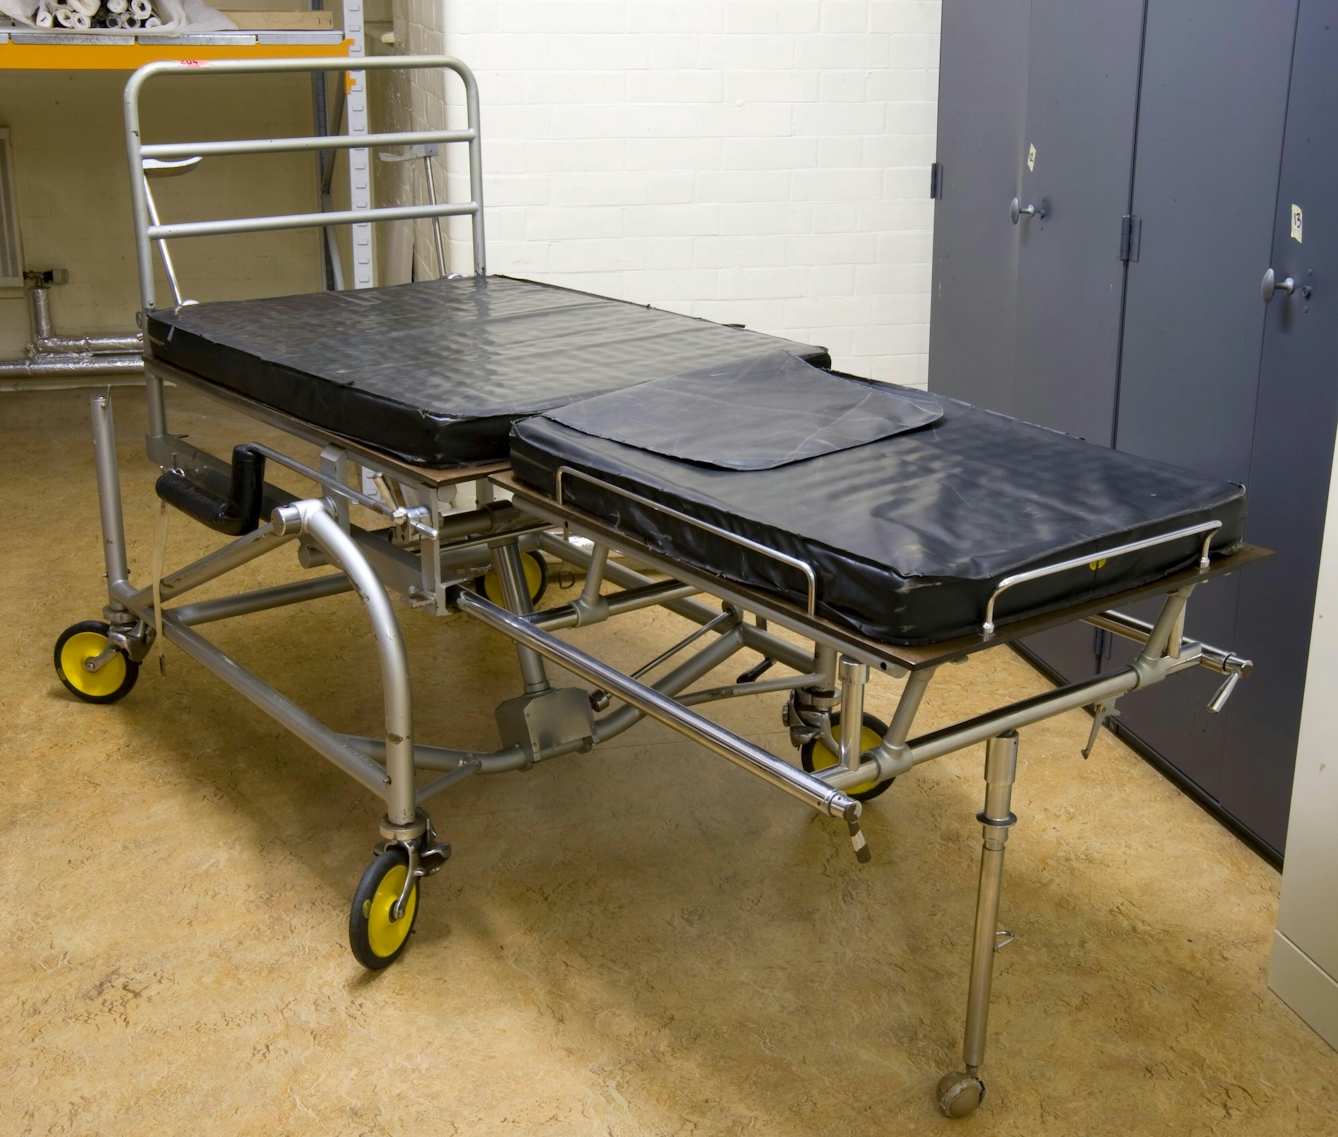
[
  {"x1": 1119, "y1": 214, "x2": 1142, "y2": 263},
  {"x1": 930, "y1": 161, "x2": 942, "y2": 200}
]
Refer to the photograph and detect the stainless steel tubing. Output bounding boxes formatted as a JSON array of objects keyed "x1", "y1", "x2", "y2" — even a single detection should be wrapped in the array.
[
  {"x1": 125, "y1": 522, "x2": 295, "y2": 609},
  {"x1": 414, "y1": 761, "x2": 482, "y2": 805},
  {"x1": 126, "y1": 56, "x2": 488, "y2": 309},
  {"x1": 141, "y1": 128, "x2": 476, "y2": 161},
  {"x1": 1086, "y1": 609, "x2": 1249, "y2": 676},
  {"x1": 347, "y1": 735, "x2": 525, "y2": 773},
  {"x1": 676, "y1": 670, "x2": 828, "y2": 707},
  {"x1": 0, "y1": 354, "x2": 142, "y2": 378},
  {"x1": 274, "y1": 502, "x2": 416, "y2": 824},
  {"x1": 962, "y1": 732, "x2": 1019, "y2": 1073},
  {"x1": 531, "y1": 580, "x2": 700, "y2": 631},
  {"x1": 412, "y1": 736, "x2": 597, "y2": 805},
  {"x1": 454, "y1": 588, "x2": 859, "y2": 819},
  {"x1": 492, "y1": 542, "x2": 552, "y2": 694},
  {"x1": 907, "y1": 667, "x2": 1139, "y2": 766},
  {"x1": 119, "y1": 605, "x2": 390, "y2": 797},
  {"x1": 539, "y1": 532, "x2": 816, "y2": 675},
  {"x1": 90, "y1": 395, "x2": 131, "y2": 598},
  {"x1": 825, "y1": 666, "x2": 938, "y2": 789},
  {"x1": 170, "y1": 573, "x2": 352, "y2": 626},
  {"x1": 838, "y1": 656, "x2": 869, "y2": 772},
  {"x1": 149, "y1": 201, "x2": 478, "y2": 243},
  {"x1": 594, "y1": 627, "x2": 748, "y2": 741}
]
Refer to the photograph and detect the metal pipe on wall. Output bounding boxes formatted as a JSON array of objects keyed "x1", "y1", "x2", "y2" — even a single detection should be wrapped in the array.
[{"x1": 0, "y1": 286, "x2": 143, "y2": 382}]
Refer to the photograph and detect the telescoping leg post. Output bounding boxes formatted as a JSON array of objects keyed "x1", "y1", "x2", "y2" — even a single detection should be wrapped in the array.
[{"x1": 938, "y1": 730, "x2": 1019, "y2": 1118}]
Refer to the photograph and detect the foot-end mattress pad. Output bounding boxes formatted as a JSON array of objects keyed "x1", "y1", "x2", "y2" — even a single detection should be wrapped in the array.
[
  {"x1": 510, "y1": 356, "x2": 1247, "y2": 644},
  {"x1": 144, "y1": 275, "x2": 830, "y2": 467}
]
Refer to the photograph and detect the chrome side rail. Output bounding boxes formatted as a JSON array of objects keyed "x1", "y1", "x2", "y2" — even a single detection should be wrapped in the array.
[
  {"x1": 982, "y1": 520, "x2": 1222, "y2": 637},
  {"x1": 124, "y1": 55, "x2": 488, "y2": 314},
  {"x1": 555, "y1": 465, "x2": 819, "y2": 617}
]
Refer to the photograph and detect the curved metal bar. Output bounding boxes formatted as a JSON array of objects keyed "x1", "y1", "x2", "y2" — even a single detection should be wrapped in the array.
[
  {"x1": 982, "y1": 520, "x2": 1223, "y2": 638},
  {"x1": 284, "y1": 501, "x2": 417, "y2": 826}
]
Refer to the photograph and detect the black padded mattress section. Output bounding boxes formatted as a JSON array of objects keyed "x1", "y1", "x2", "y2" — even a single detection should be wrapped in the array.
[
  {"x1": 144, "y1": 275, "x2": 828, "y2": 468},
  {"x1": 510, "y1": 367, "x2": 1248, "y2": 645}
]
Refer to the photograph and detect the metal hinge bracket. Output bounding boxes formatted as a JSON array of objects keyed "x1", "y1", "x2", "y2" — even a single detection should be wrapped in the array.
[
  {"x1": 1119, "y1": 214, "x2": 1142, "y2": 263},
  {"x1": 930, "y1": 161, "x2": 942, "y2": 200}
]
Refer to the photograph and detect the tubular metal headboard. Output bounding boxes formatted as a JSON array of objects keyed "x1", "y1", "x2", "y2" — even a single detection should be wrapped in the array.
[{"x1": 123, "y1": 55, "x2": 486, "y2": 311}]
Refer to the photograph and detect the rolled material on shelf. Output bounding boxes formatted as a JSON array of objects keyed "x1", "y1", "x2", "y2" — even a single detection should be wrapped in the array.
[{"x1": 0, "y1": 0, "x2": 235, "y2": 29}]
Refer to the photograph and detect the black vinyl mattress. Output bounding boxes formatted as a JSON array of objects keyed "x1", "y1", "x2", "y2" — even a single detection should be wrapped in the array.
[
  {"x1": 144, "y1": 275, "x2": 829, "y2": 467},
  {"x1": 510, "y1": 362, "x2": 1248, "y2": 645}
]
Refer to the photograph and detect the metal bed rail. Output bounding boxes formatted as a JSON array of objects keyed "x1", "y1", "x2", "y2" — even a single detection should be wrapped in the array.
[{"x1": 123, "y1": 55, "x2": 487, "y2": 314}]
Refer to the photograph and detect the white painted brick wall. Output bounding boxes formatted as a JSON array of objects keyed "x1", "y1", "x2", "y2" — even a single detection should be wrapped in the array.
[{"x1": 387, "y1": 0, "x2": 940, "y2": 386}]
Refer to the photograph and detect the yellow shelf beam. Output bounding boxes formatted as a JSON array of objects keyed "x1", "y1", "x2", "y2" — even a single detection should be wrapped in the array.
[{"x1": 0, "y1": 38, "x2": 352, "y2": 70}]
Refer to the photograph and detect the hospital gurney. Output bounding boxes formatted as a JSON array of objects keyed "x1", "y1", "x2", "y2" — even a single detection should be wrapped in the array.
[{"x1": 56, "y1": 56, "x2": 1265, "y2": 1117}]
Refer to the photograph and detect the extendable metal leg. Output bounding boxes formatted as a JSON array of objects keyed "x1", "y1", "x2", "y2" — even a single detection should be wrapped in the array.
[
  {"x1": 90, "y1": 394, "x2": 131, "y2": 614},
  {"x1": 938, "y1": 730, "x2": 1018, "y2": 1118},
  {"x1": 491, "y1": 541, "x2": 551, "y2": 695},
  {"x1": 837, "y1": 655, "x2": 869, "y2": 772}
]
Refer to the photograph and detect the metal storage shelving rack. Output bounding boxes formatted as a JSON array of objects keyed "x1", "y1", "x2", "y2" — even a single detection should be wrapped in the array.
[{"x1": 0, "y1": 0, "x2": 375, "y2": 290}]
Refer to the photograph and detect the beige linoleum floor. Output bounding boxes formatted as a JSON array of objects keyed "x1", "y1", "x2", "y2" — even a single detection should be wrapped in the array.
[{"x1": 2, "y1": 387, "x2": 1335, "y2": 1136}]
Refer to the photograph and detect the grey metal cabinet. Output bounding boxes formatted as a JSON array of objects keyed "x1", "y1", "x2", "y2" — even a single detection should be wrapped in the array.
[
  {"x1": 1011, "y1": 0, "x2": 1146, "y2": 446},
  {"x1": 926, "y1": 0, "x2": 1030, "y2": 417},
  {"x1": 928, "y1": 0, "x2": 1334, "y2": 860}
]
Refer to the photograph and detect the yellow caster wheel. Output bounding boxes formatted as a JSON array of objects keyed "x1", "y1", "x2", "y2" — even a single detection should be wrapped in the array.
[
  {"x1": 800, "y1": 710, "x2": 894, "y2": 802},
  {"x1": 53, "y1": 620, "x2": 139, "y2": 704},
  {"x1": 475, "y1": 550, "x2": 548, "y2": 607},
  {"x1": 349, "y1": 847, "x2": 419, "y2": 970}
]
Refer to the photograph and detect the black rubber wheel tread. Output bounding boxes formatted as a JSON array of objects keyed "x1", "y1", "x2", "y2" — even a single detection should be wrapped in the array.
[
  {"x1": 53, "y1": 620, "x2": 140, "y2": 705},
  {"x1": 800, "y1": 709, "x2": 895, "y2": 802},
  {"x1": 349, "y1": 846, "x2": 420, "y2": 970},
  {"x1": 473, "y1": 549, "x2": 549, "y2": 607}
]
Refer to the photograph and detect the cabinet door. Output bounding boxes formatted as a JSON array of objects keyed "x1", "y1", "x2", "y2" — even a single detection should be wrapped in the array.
[
  {"x1": 1010, "y1": 0, "x2": 1146, "y2": 445},
  {"x1": 927, "y1": 0, "x2": 1031, "y2": 411},
  {"x1": 1105, "y1": 0, "x2": 1299, "y2": 847},
  {"x1": 1011, "y1": 0, "x2": 1147, "y2": 680},
  {"x1": 1221, "y1": 0, "x2": 1338, "y2": 857}
]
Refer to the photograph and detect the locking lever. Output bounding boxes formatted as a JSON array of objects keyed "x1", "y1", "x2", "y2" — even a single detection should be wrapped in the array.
[{"x1": 1207, "y1": 655, "x2": 1252, "y2": 714}]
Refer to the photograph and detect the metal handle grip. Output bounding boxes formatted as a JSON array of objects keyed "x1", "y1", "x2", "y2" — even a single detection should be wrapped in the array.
[
  {"x1": 1010, "y1": 197, "x2": 1043, "y2": 224},
  {"x1": 982, "y1": 520, "x2": 1222, "y2": 638},
  {"x1": 155, "y1": 444, "x2": 266, "y2": 536},
  {"x1": 1261, "y1": 267, "x2": 1295, "y2": 303}
]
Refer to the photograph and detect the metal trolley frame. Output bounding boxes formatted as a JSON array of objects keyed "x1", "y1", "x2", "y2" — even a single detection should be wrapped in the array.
[{"x1": 56, "y1": 56, "x2": 1263, "y2": 1118}]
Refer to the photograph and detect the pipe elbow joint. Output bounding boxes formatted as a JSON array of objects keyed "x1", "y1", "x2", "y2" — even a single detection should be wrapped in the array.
[{"x1": 866, "y1": 739, "x2": 916, "y2": 780}]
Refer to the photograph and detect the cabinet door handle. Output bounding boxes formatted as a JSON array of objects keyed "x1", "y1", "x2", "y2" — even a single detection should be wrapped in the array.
[
  {"x1": 1261, "y1": 267, "x2": 1295, "y2": 303},
  {"x1": 1010, "y1": 197, "x2": 1044, "y2": 224}
]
